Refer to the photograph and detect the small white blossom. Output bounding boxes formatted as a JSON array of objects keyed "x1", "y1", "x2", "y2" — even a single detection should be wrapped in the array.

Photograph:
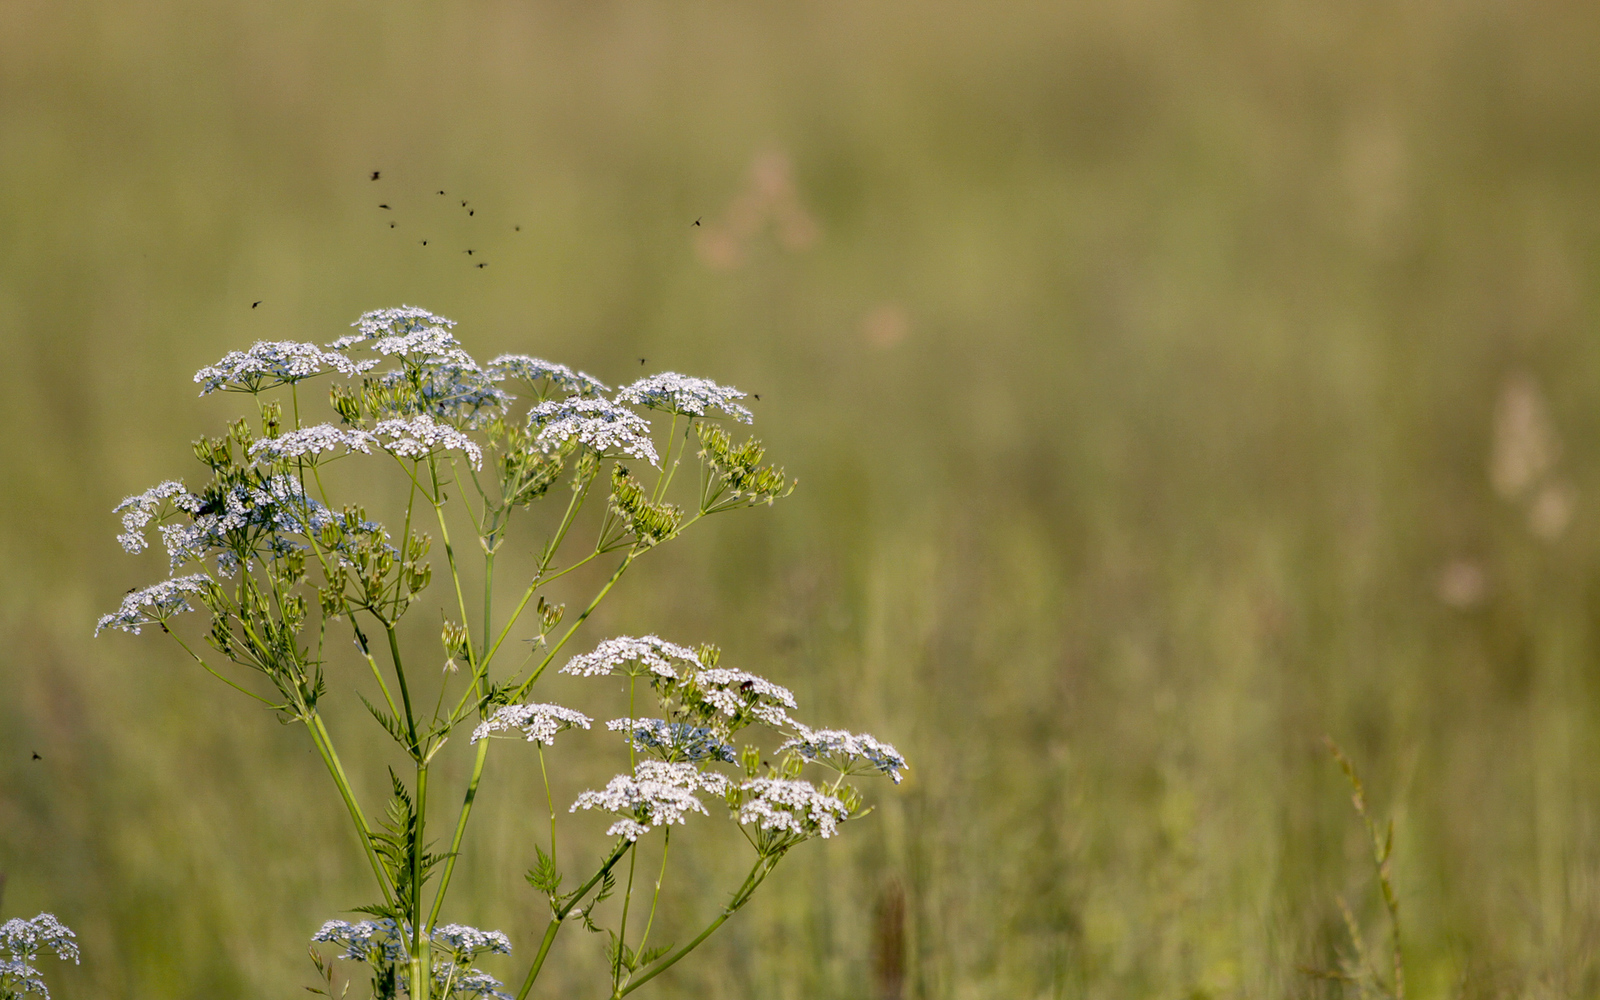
[
  {"x1": 313, "y1": 918, "x2": 408, "y2": 963},
  {"x1": 370, "y1": 326, "x2": 461, "y2": 357},
  {"x1": 433, "y1": 964, "x2": 513, "y2": 1000},
  {"x1": 372, "y1": 414, "x2": 484, "y2": 469},
  {"x1": 334, "y1": 306, "x2": 458, "y2": 349},
  {"x1": 606, "y1": 819, "x2": 651, "y2": 842},
  {"x1": 159, "y1": 475, "x2": 338, "y2": 569},
  {"x1": 779, "y1": 726, "x2": 907, "y2": 784},
  {"x1": 0, "y1": 913, "x2": 78, "y2": 1000},
  {"x1": 617, "y1": 372, "x2": 752, "y2": 423},
  {"x1": 249, "y1": 424, "x2": 377, "y2": 463},
  {"x1": 489, "y1": 354, "x2": 609, "y2": 395},
  {"x1": 691, "y1": 668, "x2": 797, "y2": 727},
  {"x1": 196, "y1": 341, "x2": 373, "y2": 395},
  {"x1": 561, "y1": 635, "x2": 700, "y2": 680},
  {"x1": 430, "y1": 924, "x2": 512, "y2": 960},
  {"x1": 571, "y1": 760, "x2": 728, "y2": 833},
  {"x1": 471, "y1": 703, "x2": 592, "y2": 745},
  {"x1": 114, "y1": 480, "x2": 201, "y2": 553},
  {"x1": 96, "y1": 575, "x2": 212, "y2": 635},
  {"x1": 607, "y1": 718, "x2": 736, "y2": 763},
  {"x1": 527, "y1": 396, "x2": 659, "y2": 466},
  {"x1": 736, "y1": 778, "x2": 849, "y2": 839}
]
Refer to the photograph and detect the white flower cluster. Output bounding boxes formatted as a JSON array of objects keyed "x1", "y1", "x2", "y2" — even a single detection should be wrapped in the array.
[
  {"x1": 779, "y1": 726, "x2": 907, "y2": 784},
  {"x1": 196, "y1": 340, "x2": 374, "y2": 395},
  {"x1": 159, "y1": 475, "x2": 338, "y2": 569},
  {"x1": 372, "y1": 414, "x2": 484, "y2": 470},
  {"x1": 313, "y1": 918, "x2": 408, "y2": 963},
  {"x1": 606, "y1": 718, "x2": 736, "y2": 763},
  {"x1": 690, "y1": 668, "x2": 797, "y2": 727},
  {"x1": 561, "y1": 635, "x2": 701, "y2": 680},
  {"x1": 471, "y1": 703, "x2": 592, "y2": 746},
  {"x1": 489, "y1": 354, "x2": 609, "y2": 395},
  {"x1": 571, "y1": 760, "x2": 730, "y2": 838},
  {"x1": 431, "y1": 963, "x2": 513, "y2": 1000},
  {"x1": 95, "y1": 574, "x2": 213, "y2": 635},
  {"x1": 736, "y1": 778, "x2": 849, "y2": 839},
  {"x1": 114, "y1": 480, "x2": 202, "y2": 553},
  {"x1": 429, "y1": 924, "x2": 512, "y2": 960},
  {"x1": 617, "y1": 372, "x2": 753, "y2": 423},
  {"x1": 0, "y1": 913, "x2": 78, "y2": 1000},
  {"x1": 249, "y1": 424, "x2": 376, "y2": 463},
  {"x1": 334, "y1": 306, "x2": 458, "y2": 349},
  {"x1": 369, "y1": 326, "x2": 460, "y2": 358},
  {"x1": 414, "y1": 351, "x2": 511, "y2": 426},
  {"x1": 527, "y1": 396, "x2": 659, "y2": 466}
]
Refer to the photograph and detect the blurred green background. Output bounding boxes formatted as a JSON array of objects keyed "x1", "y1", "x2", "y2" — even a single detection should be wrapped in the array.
[{"x1": 4, "y1": 0, "x2": 1600, "y2": 997}]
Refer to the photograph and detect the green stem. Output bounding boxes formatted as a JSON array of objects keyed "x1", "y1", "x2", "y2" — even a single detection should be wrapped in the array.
[
  {"x1": 429, "y1": 459, "x2": 479, "y2": 672},
  {"x1": 514, "y1": 840, "x2": 634, "y2": 1000},
  {"x1": 633, "y1": 829, "x2": 670, "y2": 965},
  {"x1": 306, "y1": 712, "x2": 395, "y2": 907},
  {"x1": 512, "y1": 555, "x2": 635, "y2": 702},
  {"x1": 484, "y1": 474, "x2": 593, "y2": 666},
  {"x1": 384, "y1": 623, "x2": 421, "y2": 752},
  {"x1": 412, "y1": 763, "x2": 431, "y2": 1000},
  {"x1": 618, "y1": 856, "x2": 776, "y2": 997},
  {"x1": 427, "y1": 737, "x2": 489, "y2": 931}
]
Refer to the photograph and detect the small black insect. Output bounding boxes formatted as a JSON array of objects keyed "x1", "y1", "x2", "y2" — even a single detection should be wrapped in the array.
[
  {"x1": 379, "y1": 204, "x2": 391, "y2": 210},
  {"x1": 31, "y1": 752, "x2": 41, "y2": 761},
  {"x1": 639, "y1": 357, "x2": 646, "y2": 365},
  {"x1": 464, "y1": 249, "x2": 474, "y2": 255},
  {"x1": 460, "y1": 200, "x2": 468, "y2": 207},
  {"x1": 468, "y1": 209, "x2": 474, "y2": 216},
  {"x1": 438, "y1": 190, "x2": 446, "y2": 195},
  {"x1": 420, "y1": 240, "x2": 428, "y2": 246},
  {"x1": 514, "y1": 225, "x2": 521, "y2": 232},
  {"x1": 252, "y1": 300, "x2": 261, "y2": 309},
  {"x1": 476, "y1": 262, "x2": 488, "y2": 269},
  {"x1": 753, "y1": 394, "x2": 761, "y2": 401},
  {"x1": 370, "y1": 170, "x2": 380, "y2": 181},
  {"x1": 389, "y1": 222, "x2": 395, "y2": 228},
  {"x1": 693, "y1": 218, "x2": 701, "y2": 226}
]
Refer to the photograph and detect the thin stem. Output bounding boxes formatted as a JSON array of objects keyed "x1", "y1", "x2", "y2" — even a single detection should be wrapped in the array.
[
  {"x1": 618, "y1": 856, "x2": 776, "y2": 997},
  {"x1": 513, "y1": 839, "x2": 634, "y2": 1000},
  {"x1": 429, "y1": 458, "x2": 479, "y2": 672},
  {"x1": 634, "y1": 829, "x2": 670, "y2": 964},
  {"x1": 411, "y1": 763, "x2": 431, "y2": 1000},
  {"x1": 384, "y1": 623, "x2": 421, "y2": 751},
  {"x1": 427, "y1": 737, "x2": 490, "y2": 931},
  {"x1": 166, "y1": 631, "x2": 277, "y2": 707},
  {"x1": 306, "y1": 712, "x2": 395, "y2": 907},
  {"x1": 511, "y1": 554, "x2": 634, "y2": 702},
  {"x1": 484, "y1": 474, "x2": 594, "y2": 666},
  {"x1": 539, "y1": 745, "x2": 557, "y2": 867}
]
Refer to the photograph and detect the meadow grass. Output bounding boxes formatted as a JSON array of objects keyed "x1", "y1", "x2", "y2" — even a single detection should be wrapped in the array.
[{"x1": 3, "y1": 1, "x2": 1600, "y2": 997}]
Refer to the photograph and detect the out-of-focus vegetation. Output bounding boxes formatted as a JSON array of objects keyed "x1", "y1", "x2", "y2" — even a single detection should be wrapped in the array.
[{"x1": 3, "y1": 1, "x2": 1600, "y2": 997}]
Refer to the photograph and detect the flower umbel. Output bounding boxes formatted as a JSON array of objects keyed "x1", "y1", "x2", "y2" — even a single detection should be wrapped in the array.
[
  {"x1": 617, "y1": 372, "x2": 753, "y2": 423},
  {"x1": 472, "y1": 703, "x2": 593, "y2": 746},
  {"x1": 95, "y1": 574, "x2": 213, "y2": 635}
]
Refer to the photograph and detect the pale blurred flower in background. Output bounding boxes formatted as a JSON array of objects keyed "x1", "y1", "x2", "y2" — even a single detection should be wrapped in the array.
[{"x1": 696, "y1": 151, "x2": 819, "y2": 270}]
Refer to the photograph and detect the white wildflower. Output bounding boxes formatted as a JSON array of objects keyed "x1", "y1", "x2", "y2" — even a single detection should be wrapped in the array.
[
  {"x1": 95, "y1": 575, "x2": 212, "y2": 635},
  {"x1": 372, "y1": 414, "x2": 484, "y2": 470},
  {"x1": 248, "y1": 424, "x2": 377, "y2": 463},
  {"x1": 690, "y1": 668, "x2": 797, "y2": 727},
  {"x1": 114, "y1": 480, "x2": 201, "y2": 553},
  {"x1": 527, "y1": 396, "x2": 659, "y2": 466},
  {"x1": 430, "y1": 924, "x2": 512, "y2": 960},
  {"x1": 617, "y1": 372, "x2": 752, "y2": 423},
  {"x1": 0, "y1": 913, "x2": 78, "y2": 1000},
  {"x1": 606, "y1": 718, "x2": 736, "y2": 763},
  {"x1": 334, "y1": 306, "x2": 458, "y2": 350},
  {"x1": 489, "y1": 354, "x2": 609, "y2": 395},
  {"x1": 735, "y1": 778, "x2": 849, "y2": 839},
  {"x1": 313, "y1": 918, "x2": 407, "y2": 963},
  {"x1": 196, "y1": 340, "x2": 373, "y2": 395},
  {"x1": 471, "y1": 703, "x2": 592, "y2": 745},
  {"x1": 606, "y1": 819, "x2": 651, "y2": 842},
  {"x1": 370, "y1": 326, "x2": 460, "y2": 357},
  {"x1": 571, "y1": 760, "x2": 728, "y2": 833},
  {"x1": 779, "y1": 726, "x2": 908, "y2": 784},
  {"x1": 561, "y1": 635, "x2": 700, "y2": 680},
  {"x1": 159, "y1": 475, "x2": 338, "y2": 569},
  {"x1": 432, "y1": 964, "x2": 513, "y2": 1000}
]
